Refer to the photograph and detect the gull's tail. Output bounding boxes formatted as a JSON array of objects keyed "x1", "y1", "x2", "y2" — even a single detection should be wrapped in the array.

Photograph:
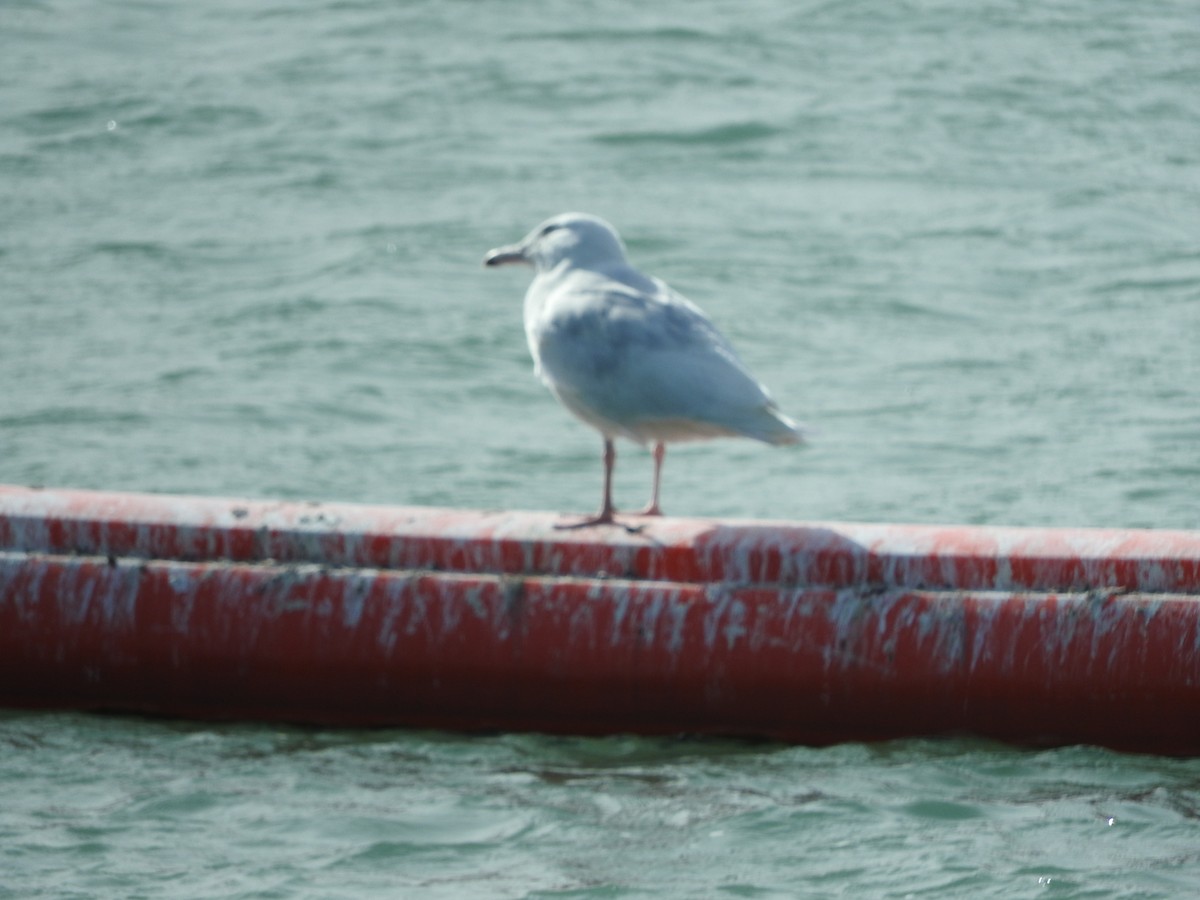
[{"x1": 744, "y1": 404, "x2": 809, "y2": 447}]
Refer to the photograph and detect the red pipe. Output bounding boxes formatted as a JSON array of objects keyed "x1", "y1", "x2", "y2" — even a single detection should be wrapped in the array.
[{"x1": 1, "y1": 485, "x2": 1198, "y2": 752}]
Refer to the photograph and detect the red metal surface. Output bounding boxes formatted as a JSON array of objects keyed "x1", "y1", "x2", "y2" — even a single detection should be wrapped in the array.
[{"x1": 2, "y1": 485, "x2": 1199, "y2": 752}]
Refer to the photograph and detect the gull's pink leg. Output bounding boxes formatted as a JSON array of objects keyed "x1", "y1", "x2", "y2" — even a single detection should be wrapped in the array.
[
  {"x1": 636, "y1": 442, "x2": 666, "y2": 516},
  {"x1": 556, "y1": 438, "x2": 619, "y2": 529}
]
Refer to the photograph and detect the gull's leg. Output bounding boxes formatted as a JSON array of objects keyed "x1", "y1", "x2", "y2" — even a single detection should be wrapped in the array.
[
  {"x1": 636, "y1": 442, "x2": 666, "y2": 516},
  {"x1": 556, "y1": 437, "x2": 624, "y2": 529}
]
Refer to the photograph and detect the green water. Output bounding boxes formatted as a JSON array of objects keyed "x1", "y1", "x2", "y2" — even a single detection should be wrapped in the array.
[
  {"x1": 4, "y1": 714, "x2": 1200, "y2": 898},
  {"x1": 3, "y1": 0, "x2": 1200, "y2": 895}
]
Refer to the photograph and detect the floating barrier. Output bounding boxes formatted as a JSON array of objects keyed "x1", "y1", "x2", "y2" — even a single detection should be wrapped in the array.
[{"x1": 2, "y1": 485, "x2": 1199, "y2": 753}]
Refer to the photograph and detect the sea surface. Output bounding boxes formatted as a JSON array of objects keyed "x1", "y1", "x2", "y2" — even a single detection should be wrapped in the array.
[{"x1": 2, "y1": 0, "x2": 1200, "y2": 896}]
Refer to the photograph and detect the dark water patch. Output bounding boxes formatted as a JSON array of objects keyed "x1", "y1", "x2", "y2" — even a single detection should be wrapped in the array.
[
  {"x1": 911, "y1": 225, "x2": 1008, "y2": 241},
  {"x1": 192, "y1": 400, "x2": 294, "y2": 430},
  {"x1": 900, "y1": 799, "x2": 986, "y2": 821},
  {"x1": 894, "y1": 356, "x2": 1011, "y2": 374},
  {"x1": 1090, "y1": 275, "x2": 1200, "y2": 296},
  {"x1": 0, "y1": 407, "x2": 151, "y2": 429},
  {"x1": 283, "y1": 168, "x2": 343, "y2": 191},
  {"x1": 517, "y1": 26, "x2": 717, "y2": 45},
  {"x1": 593, "y1": 121, "x2": 780, "y2": 147},
  {"x1": 212, "y1": 296, "x2": 331, "y2": 328},
  {"x1": 14, "y1": 102, "x2": 103, "y2": 137},
  {"x1": 134, "y1": 103, "x2": 269, "y2": 137},
  {"x1": 523, "y1": 767, "x2": 676, "y2": 789},
  {"x1": 89, "y1": 240, "x2": 176, "y2": 261},
  {"x1": 0, "y1": 152, "x2": 42, "y2": 177},
  {"x1": 235, "y1": 335, "x2": 357, "y2": 362},
  {"x1": 856, "y1": 296, "x2": 980, "y2": 323},
  {"x1": 156, "y1": 366, "x2": 214, "y2": 386},
  {"x1": 804, "y1": 400, "x2": 932, "y2": 420},
  {"x1": 303, "y1": 398, "x2": 390, "y2": 425}
]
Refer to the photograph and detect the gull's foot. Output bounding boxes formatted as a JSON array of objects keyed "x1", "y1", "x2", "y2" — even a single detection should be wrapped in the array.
[{"x1": 554, "y1": 511, "x2": 645, "y2": 534}]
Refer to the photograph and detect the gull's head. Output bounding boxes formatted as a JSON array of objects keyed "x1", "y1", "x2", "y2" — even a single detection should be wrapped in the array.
[{"x1": 484, "y1": 212, "x2": 628, "y2": 273}]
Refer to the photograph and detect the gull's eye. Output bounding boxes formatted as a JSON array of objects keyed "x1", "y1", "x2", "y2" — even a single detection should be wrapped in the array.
[{"x1": 538, "y1": 223, "x2": 562, "y2": 237}]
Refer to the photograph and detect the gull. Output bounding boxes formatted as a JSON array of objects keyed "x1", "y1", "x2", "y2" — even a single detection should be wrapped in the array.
[{"x1": 484, "y1": 212, "x2": 805, "y2": 528}]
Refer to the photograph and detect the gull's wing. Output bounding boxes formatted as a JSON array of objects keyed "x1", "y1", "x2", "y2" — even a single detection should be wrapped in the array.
[{"x1": 531, "y1": 272, "x2": 800, "y2": 445}]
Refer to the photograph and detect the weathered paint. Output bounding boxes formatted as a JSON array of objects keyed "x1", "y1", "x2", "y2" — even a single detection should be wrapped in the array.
[
  {"x1": 1, "y1": 485, "x2": 1199, "y2": 752},
  {"x1": 2, "y1": 486, "x2": 1198, "y2": 593}
]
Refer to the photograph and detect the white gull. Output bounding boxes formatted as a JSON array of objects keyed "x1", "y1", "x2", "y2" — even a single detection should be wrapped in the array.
[{"x1": 485, "y1": 212, "x2": 805, "y2": 528}]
